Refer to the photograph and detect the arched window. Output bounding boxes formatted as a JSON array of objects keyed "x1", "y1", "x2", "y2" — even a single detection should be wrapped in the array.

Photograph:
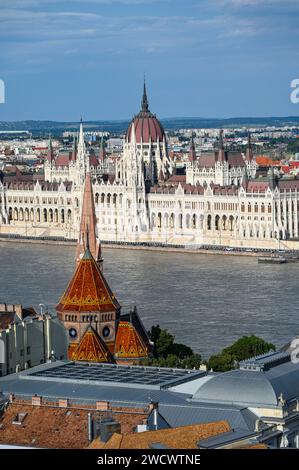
[
  {"x1": 179, "y1": 213, "x2": 183, "y2": 229},
  {"x1": 192, "y1": 214, "x2": 196, "y2": 229},
  {"x1": 158, "y1": 212, "x2": 162, "y2": 229},
  {"x1": 207, "y1": 214, "x2": 212, "y2": 230},
  {"x1": 170, "y1": 213, "x2": 175, "y2": 229}
]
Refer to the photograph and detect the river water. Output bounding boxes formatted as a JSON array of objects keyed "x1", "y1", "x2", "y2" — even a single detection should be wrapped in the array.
[{"x1": 0, "y1": 241, "x2": 298, "y2": 359}]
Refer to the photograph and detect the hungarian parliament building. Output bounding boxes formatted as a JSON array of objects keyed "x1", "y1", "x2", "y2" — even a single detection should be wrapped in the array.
[{"x1": 1, "y1": 85, "x2": 299, "y2": 250}]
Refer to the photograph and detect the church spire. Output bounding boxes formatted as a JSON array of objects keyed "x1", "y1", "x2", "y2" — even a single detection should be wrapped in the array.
[
  {"x1": 71, "y1": 134, "x2": 77, "y2": 161},
  {"x1": 78, "y1": 117, "x2": 85, "y2": 152},
  {"x1": 47, "y1": 134, "x2": 54, "y2": 163},
  {"x1": 246, "y1": 131, "x2": 253, "y2": 161},
  {"x1": 99, "y1": 135, "x2": 106, "y2": 161},
  {"x1": 141, "y1": 78, "x2": 149, "y2": 113},
  {"x1": 189, "y1": 132, "x2": 197, "y2": 162},
  {"x1": 218, "y1": 129, "x2": 226, "y2": 162},
  {"x1": 76, "y1": 173, "x2": 103, "y2": 270}
]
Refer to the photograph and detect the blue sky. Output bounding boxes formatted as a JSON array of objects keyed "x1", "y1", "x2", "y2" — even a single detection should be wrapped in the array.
[{"x1": 0, "y1": 0, "x2": 299, "y2": 121}]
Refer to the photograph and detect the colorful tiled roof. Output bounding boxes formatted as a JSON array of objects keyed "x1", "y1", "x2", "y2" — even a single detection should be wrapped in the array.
[
  {"x1": 71, "y1": 325, "x2": 113, "y2": 362},
  {"x1": 115, "y1": 321, "x2": 149, "y2": 359},
  {"x1": 56, "y1": 248, "x2": 120, "y2": 314}
]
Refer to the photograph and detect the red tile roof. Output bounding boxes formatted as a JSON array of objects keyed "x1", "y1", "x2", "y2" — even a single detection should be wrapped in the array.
[{"x1": 56, "y1": 249, "x2": 120, "y2": 314}]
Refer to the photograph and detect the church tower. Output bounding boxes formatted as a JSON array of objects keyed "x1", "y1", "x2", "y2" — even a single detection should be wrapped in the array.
[
  {"x1": 56, "y1": 172, "x2": 152, "y2": 363},
  {"x1": 76, "y1": 172, "x2": 102, "y2": 269},
  {"x1": 56, "y1": 242, "x2": 121, "y2": 360}
]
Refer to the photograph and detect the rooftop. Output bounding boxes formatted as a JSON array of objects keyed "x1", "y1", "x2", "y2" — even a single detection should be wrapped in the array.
[
  {"x1": 89, "y1": 420, "x2": 231, "y2": 449},
  {"x1": 192, "y1": 351, "x2": 299, "y2": 407},
  {"x1": 27, "y1": 361, "x2": 204, "y2": 391},
  {"x1": 0, "y1": 402, "x2": 146, "y2": 449}
]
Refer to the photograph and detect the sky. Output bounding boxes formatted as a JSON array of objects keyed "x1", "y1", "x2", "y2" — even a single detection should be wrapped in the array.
[{"x1": 0, "y1": 0, "x2": 299, "y2": 121}]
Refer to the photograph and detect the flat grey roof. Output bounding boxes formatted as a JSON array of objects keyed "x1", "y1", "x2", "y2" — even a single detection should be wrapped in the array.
[
  {"x1": 198, "y1": 428, "x2": 258, "y2": 448},
  {"x1": 22, "y1": 361, "x2": 205, "y2": 391}
]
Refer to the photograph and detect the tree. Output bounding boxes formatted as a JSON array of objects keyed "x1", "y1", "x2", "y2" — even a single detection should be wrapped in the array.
[
  {"x1": 147, "y1": 324, "x2": 202, "y2": 368},
  {"x1": 207, "y1": 335, "x2": 275, "y2": 372}
]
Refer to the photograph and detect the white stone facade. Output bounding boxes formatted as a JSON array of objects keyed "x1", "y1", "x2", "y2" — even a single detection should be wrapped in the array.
[{"x1": 1, "y1": 119, "x2": 299, "y2": 250}]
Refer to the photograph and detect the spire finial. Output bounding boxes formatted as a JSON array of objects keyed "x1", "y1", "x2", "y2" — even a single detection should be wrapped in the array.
[{"x1": 141, "y1": 77, "x2": 149, "y2": 112}]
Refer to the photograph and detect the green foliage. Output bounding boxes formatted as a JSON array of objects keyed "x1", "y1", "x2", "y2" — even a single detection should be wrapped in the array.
[
  {"x1": 207, "y1": 335, "x2": 276, "y2": 372},
  {"x1": 207, "y1": 352, "x2": 236, "y2": 373},
  {"x1": 147, "y1": 325, "x2": 202, "y2": 369},
  {"x1": 287, "y1": 139, "x2": 299, "y2": 153}
]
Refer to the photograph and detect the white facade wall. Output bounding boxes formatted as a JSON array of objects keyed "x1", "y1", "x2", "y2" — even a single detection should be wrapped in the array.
[{"x1": 0, "y1": 315, "x2": 68, "y2": 377}]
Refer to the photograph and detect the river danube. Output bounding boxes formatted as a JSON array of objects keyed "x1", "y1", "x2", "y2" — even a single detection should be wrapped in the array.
[{"x1": 0, "y1": 241, "x2": 298, "y2": 358}]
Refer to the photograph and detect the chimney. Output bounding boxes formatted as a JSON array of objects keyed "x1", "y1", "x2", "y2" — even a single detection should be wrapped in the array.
[
  {"x1": 9, "y1": 393, "x2": 15, "y2": 403},
  {"x1": 32, "y1": 395, "x2": 42, "y2": 406},
  {"x1": 149, "y1": 401, "x2": 159, "y2": 430},
  {"x1": 88, "y1": 413, "x2": 93, "y2": 442},
  {"x1": 96, "y1": 401, "x2": 109, "y2": 411},
  {"x1": 58, "y1": 399, "x2": 69, "y2": 408}
]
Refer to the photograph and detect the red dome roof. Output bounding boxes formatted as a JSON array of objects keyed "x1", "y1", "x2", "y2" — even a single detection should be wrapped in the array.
[
  {"x1": 126, "y1": 114, "x2": 165, "y2": 143},
  {"x1": 126, "y1": 82, "x2": 165, "y2": 143}
]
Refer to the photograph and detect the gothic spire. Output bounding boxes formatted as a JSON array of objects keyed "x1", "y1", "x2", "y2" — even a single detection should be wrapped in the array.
[
  {"x1": 75, "y1": 173, "x2": 103, "y2": 270},
  {"x1": 246, "y1": 131, "x2": 254, "y2": 161},
  {"x1": 218, "y1": 129, "x2": 226, "y2": 162},
  {"x1": 189, "y1": 132, "x2": 197, "y2": 162},
  {"x1": 47, "y1": 134, "x2": 54, "y2": 162},
  {"x1": 141, "y1": 79, "x2": 149, "y2": 113},
  {"x1": 71, "y1": 134, "x2": 77, "y2": 161},
  {"x1": 78, "y1": 118, "x2": 84, "y2": 150},
  {"x1": 219, "y1": 129, "x2": 224, "y2": 150},
  {"x1": 99, "y1": 135, "x2": 106, "y2": 161}
]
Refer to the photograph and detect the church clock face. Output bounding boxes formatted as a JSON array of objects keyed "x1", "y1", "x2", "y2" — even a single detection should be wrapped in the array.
[
  {"x1": 69, "y1": 327, "x2": 77, "y2": 339},
  {"x1": 102, "y1": 326, "x2": 110, "y2": 338}
]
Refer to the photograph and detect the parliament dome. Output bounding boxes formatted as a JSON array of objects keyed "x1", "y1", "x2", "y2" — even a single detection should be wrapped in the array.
[{"x1": 126, "y1": 82, "x2": 165, "y2": 144}]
